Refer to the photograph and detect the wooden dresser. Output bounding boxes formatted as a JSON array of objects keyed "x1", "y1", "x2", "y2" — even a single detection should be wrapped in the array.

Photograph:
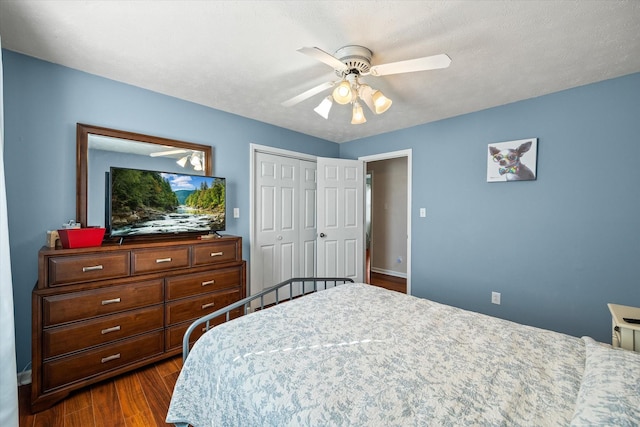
[{"x1": 31, "y1": 235, "x2": 245, "y2": 412}]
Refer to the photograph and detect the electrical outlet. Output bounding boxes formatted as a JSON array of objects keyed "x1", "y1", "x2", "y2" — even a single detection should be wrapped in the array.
[
  {"x1": 491, "y1": 291, "x2": 501, "y2": 305},
  {"x1": 419, "y1": 208, "x2": 426, "y2": 217}
]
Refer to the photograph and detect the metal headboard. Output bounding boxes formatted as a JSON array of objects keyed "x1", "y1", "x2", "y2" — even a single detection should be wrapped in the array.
[{"x1": 181, "y1": 277, "x2": 354, "y2": 361}]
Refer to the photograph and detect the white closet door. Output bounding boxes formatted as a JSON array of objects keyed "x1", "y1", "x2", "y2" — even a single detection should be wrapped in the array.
[
  {"x1": 252, "y1": 151, "x2": 363, "y2": 301},
  {"x1": 316, "y1": 157, "x2": 364, "y2": 284},
  {"x1": 299, "y1": 160, "x2": 317, "y2": 293},
  {"x1": 254, "y1": 152, "x2": 300, "y2": 303},
  {"x1": 254, "y1": 153, "x2": 319, "y2": 302}
]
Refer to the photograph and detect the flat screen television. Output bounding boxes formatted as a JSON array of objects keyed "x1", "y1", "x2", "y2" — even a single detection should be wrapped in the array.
[{"x1": 108, "y1": 166, "x2": 226, "y2": 237}]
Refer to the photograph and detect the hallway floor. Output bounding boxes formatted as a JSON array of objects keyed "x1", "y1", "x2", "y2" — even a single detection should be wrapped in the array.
[{"x1": 369, "y1": 272, "x2": 407, "y2": 293}]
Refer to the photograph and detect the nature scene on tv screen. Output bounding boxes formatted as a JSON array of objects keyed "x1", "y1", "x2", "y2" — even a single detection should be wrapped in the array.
[{"x1": 110, "y1": 168, "x2": 225, "y2": 236}]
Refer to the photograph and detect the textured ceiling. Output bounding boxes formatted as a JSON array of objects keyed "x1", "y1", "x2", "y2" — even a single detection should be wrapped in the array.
[{"x1": 1, "y1": 1, "x2": 639, "y2": 143}]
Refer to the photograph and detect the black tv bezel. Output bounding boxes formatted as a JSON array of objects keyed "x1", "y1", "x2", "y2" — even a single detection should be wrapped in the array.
[{"x1": 106, "y1": 166, "x2": 226, "y2": 240}]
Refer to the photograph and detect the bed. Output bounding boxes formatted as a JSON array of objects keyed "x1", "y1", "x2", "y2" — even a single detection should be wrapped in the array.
[{"x1": 166, "y1": 278, "x2": 640, "y2": 427}]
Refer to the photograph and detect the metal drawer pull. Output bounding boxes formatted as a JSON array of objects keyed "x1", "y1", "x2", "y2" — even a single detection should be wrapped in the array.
[
  {"x1": 101, "y1": 298, "x2": 121, "y2": 305},
  {"x1": 201, "y1": 302, "x2": 216, "y2": 309},
  {"x1": 201, "y1": 280, "x2": 215, "y2": 286},
  {"x1": 210, "y1": 252, "x2": 223, "y2": 257},
  {"x1": 156, "y1": 257, "x2": 172, "y2": 263},
  {"x1": 82, "y1": 265, "x2": 104, "y2": 272},
  {"x1": 101, "y1": 325, "x2": 121, "y2": 335},
  {"x1": 101, "y1": 353, "x2": 121, "y2": 363}
]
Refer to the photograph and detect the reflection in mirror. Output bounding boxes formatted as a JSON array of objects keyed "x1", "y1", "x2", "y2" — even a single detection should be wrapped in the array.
[{"x1": 77, "y1": 124, "x2": 212, "y2": 228}]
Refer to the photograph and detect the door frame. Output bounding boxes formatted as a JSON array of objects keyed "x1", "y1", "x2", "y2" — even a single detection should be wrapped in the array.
[
  {"x1": 249, "y1": 143, "x2": 317, "y2": 297},
  {"x1": 359, "y1": 149, "x2": 412, "y2": 295}
]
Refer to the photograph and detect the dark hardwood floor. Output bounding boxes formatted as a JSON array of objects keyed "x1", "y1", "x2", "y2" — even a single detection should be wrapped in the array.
[
  {"x1": 369, "y1": 271, "x2": 407, "y2": 293},
  {"x1": 19, "y1": 356, "x2": 182, "y2": 427}
]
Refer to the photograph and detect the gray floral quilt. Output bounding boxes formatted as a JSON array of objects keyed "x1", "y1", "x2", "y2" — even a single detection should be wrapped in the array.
[{"x1": 166, "y1": 283, "x2": 637, "y2": 426}]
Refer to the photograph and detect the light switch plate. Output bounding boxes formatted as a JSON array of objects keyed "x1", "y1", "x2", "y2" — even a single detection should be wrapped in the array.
[
  {"x1": 491, "y1": 292, "x2": 501, "y2": 305},
  {"x1": 233, "y1": 208, "x2": 240, "y2": 218}
]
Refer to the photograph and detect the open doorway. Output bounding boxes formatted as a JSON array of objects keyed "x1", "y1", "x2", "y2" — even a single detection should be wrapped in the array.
[{"x1": 360, "y1": 150, "x2": 411, "y2": 294}]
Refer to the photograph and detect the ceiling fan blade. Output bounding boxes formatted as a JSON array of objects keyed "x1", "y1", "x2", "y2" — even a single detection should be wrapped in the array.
[
  {"x1": 297, "y1": 47, "x2": 348, "y2": 72},
  {"x1": 281, "y1": 81, "x2": 336, "y2": 107},
  {"x1": 369, "y1": 53, "x2": 451, "y2": 76},
  {"x1": 149, "y1": 149, "x2": 188, "y2": 157}
]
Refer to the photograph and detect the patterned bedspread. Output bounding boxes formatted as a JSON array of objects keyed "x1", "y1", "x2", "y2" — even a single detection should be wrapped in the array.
[{"x1": 167, "y1": 283, "x2": 590, "y2": 426}]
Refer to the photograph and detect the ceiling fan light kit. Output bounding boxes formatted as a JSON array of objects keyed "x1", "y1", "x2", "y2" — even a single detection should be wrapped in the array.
[
  {"x1": 176, "y1": 152, "x2": 203, "y2": 171},
  {"x1": 372, "y1": 90, "x2": 392, "y2": 114},
  {"x1": 283, "y1": 44, "x2": 451, "y2": 125},
  {"x1": 351, "y1": 100, "x2": 366, "y2": 125},
  {"x1": 332, "y1": 80, "x2": 353, "y2": 104},
  {"x1": 177, "y1": 155, "x2": 189, "y2": 168},
  {"x1": 190, "y1": 153, "x2": 203, "y2": 171},
  {"x1": 313, "y1": 96, "x2": 333, "y2": 119},
  {"x1": 322, "y1": 74, "x2": 389, "y2": 124}
]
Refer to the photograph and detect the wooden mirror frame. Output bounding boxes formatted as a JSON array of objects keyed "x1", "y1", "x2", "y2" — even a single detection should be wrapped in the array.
[{"x1": 76, "y1": 123, "x2": 213, "y2": 229}]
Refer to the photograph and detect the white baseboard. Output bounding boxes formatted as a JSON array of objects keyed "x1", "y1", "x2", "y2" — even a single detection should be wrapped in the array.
[
  {"x1": 370, "y1": 267, "x2": 407, "y2": 279},
  {"x1": 18, "y1": 369, "x2": 32, "y2": 386}
]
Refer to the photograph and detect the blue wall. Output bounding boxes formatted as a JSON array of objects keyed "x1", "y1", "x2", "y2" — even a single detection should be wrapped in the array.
[
  {"x1": 341, "y1": 72, "x2": 640, "y2": 343},
  {"x1": 2, "y1": 49, "x2": 339, "y2": 370},
  {"x1": 4, "y1": 47, "x2": 640, "y2": 372}
]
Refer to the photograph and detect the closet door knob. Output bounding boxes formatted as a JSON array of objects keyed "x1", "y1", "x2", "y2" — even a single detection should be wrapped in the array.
[{"x1": 319, "y1": 233, "x2": 326, "y2": 238}]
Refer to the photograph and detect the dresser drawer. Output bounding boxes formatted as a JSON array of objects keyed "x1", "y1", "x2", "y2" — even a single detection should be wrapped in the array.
[
  {"x1": 43, "y1": 305, "x2": 164, "y2": 359},
  {"x1": 165, "y1": 308, "x2": 242, "y2": 351},
  {"x1": 165, "y1": 288, "x2": 241, "y2": 325},
  {"x1": 131, "y1": 246, "x2": 190, "y2": 274},
  {"x1": 192, "y1": 241, "x2": 239, "y2": 266},
  {"x1": 165, "y1": 266, "x2": 242, "y2": 301},
  {"x1": 42, "y1": 280, "x2": 164, "y2": 326},
  {"x1": 47, "y1": 252, "x2": 130, "y2": 287},
  {"x1": 42, "y1": 331, "x2": 164, "y2": 392}
]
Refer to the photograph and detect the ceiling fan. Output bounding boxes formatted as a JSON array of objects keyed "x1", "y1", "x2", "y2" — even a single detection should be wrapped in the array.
[
  {"x1": 282, "y1": 45, "x2": 451, "y2": 124},
  {"x1": 149, "y1": 148, "x2": 203, "y2": 171}
]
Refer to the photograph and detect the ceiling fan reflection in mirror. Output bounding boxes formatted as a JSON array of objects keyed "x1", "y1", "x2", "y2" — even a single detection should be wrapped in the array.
[
  {"x1": 149, "y1": 148, "x2": 204, "y2": 171},
  {"x1": 282, "y1": 45, "x2": 451, "y2": 124},
  {"x1": 149, "y1": 148, "x2": 188, "y2": 158}
]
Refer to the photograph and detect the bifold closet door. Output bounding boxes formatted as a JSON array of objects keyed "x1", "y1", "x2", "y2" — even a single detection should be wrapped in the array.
[{"x1": 254, "y1": 152, "x2": 316, "y2": 303}]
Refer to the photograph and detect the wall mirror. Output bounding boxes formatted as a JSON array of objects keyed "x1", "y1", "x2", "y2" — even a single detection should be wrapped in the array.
[{"x1": 76, "y1": 123, "x2": 213, "y2": 228}]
